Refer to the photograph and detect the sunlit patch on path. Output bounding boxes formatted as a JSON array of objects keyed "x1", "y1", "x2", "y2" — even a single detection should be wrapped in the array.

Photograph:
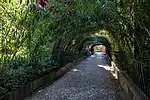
[{"x1": 98, "y1": 65, "x2": 110, "y2": 70}]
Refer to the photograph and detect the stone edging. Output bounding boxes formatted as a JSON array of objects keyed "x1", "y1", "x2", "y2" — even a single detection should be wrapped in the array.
[
  {"x1": 110, "y1": 61, "x2": 150, "y2": 100},
  {"x1": 118, "y1": 71, "x2": 150, "y2": 100},
  {"x1": 0, "y1": 56, "x2": 88, "y2": 100}
]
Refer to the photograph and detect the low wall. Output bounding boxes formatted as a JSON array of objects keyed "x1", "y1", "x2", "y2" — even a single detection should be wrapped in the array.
[
  {"x1": 0, "y1": 56, "x2": 88, "y2": 100},
  {"x1": 111, "y1": 62, "x2": 150, "y2": 100},
  {"x1": 118, "y1": 72, "x2": 150, "y2": 100}
]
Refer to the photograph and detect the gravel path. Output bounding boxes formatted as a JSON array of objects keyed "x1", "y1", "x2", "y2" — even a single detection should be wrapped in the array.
[{"x1": 25, "y1": 53, "x2": 123, "y2": 100}]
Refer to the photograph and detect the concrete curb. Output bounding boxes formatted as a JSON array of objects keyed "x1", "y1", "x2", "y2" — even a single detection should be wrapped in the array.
[
  {"x1": 0, "y1": 56, "x2": 88, "y2": 100},
  {"x1": 118, "y1": 72, "x2": 150, "y2": 100},
  {"x1": 110, "y1": 62, "x2": 150, "y2": 100}
]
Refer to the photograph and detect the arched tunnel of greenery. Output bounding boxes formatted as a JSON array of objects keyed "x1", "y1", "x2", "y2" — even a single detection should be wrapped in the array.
[
  {"x1": 0, "y1": 0, "x2": 150, "y2": 98},
  {"x1": 79, "y1": 36, "x2": 112, "y2": 58}
]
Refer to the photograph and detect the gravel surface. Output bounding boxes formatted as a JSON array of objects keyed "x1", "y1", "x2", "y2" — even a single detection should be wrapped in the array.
[{"x1": 25, "y1": 53, "x2": 123, "y2": 100}]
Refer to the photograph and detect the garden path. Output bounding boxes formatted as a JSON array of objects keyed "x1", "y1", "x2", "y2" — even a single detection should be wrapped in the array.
[{"x1": 25, "y1": 53, "x2": 123, "y2": 100}]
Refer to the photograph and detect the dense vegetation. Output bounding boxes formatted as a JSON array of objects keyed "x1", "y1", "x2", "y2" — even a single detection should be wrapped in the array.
[{"x1": 0, "y1": 0, "x2": 150, "y2": 98}]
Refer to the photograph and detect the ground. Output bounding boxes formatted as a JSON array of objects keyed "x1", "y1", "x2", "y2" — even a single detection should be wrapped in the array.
[{"x1": 24, "y1": 53, "x2": 124, "y2": 100}]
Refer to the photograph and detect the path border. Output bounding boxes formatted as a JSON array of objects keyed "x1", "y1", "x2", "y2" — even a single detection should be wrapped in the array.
[
  {"x1": 0, "y1": 56, "x2": 88, "y2": 100},
  {"x1": 118, "y1": 71, "x2": 150, "y2": 100},
  {"x1": 110, "y1": 62, "x2": 150, "y2": 100}
]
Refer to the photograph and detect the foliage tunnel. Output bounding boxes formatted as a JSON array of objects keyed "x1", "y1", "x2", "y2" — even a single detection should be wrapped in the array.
[{"x1": 0, "y1": 0, "x2": 150, "y2": 98}]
